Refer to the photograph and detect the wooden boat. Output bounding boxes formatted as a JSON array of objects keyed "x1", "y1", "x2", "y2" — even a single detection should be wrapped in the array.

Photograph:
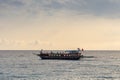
[{"x1": 36, "y1": 48, "x2": 84, "y2": 60}]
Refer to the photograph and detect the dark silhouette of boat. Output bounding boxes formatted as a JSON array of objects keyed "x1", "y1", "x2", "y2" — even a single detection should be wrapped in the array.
[{"x1": 36, "y1": 48, "x2": 84, "y2": 60}]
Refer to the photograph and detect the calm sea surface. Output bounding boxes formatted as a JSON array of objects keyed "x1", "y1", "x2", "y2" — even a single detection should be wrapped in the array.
[{"x1": 0, "y1": 50, "x2": 120, "y2": 80}]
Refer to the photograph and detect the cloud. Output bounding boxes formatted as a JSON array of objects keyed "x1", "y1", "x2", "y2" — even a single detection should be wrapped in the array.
[
  {"x1": 0, "y1": 38, "x2": 53, "y2": 49},
  {"x1": 1, "y1": 0, "x2": 120, "y2": 19}
]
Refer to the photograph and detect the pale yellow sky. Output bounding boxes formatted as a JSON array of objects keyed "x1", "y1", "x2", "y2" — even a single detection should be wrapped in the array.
[
  {"x1": 0, "y1": 0, "x2": 120, "y2": 50},
  {"x1": 1, "y1": 14, "x2": 120, "y2": 50}
]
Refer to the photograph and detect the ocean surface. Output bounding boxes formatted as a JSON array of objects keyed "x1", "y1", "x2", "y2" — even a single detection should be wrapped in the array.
[{"x1": 0, "y1": 50, "x2": 120, "y2": 80}]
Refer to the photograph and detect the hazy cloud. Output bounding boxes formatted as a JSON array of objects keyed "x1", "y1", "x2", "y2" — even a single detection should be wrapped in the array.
[
  {"x1": 1, "y1": 0, "x2": 120, "y2": 18},
  {"x1": 0, "y1": 38, "x2": 52, "y2": 49}
]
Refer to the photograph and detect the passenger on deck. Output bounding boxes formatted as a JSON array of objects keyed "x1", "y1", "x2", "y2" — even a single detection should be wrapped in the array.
[{"x1": 40, "y1": 49, "x2": 43, "y2": 54}]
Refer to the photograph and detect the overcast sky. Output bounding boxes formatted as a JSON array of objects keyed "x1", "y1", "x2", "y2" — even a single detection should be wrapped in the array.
[{"x1": 0, "y1": 0, "x2": 120, "y2": 50}]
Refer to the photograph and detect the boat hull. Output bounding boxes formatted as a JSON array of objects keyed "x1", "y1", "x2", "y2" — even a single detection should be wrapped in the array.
[{"x1": 40, "y1": 56, "x2": 81, "y2": 60}]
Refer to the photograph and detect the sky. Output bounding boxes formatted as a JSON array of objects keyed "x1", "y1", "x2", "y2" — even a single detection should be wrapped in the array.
[{"x1": 1, "y1": 0, "x2": 120, "y2": 50}]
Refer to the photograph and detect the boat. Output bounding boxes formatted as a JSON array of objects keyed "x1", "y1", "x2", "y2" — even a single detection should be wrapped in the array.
[{"x1": 36, "y1": 48, "x2": 84, "y2": 60}]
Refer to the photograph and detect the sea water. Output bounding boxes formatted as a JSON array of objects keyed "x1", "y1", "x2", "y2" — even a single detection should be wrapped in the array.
[{"x1": 0, "y1": 50, "x2": 120, "y2": 80}]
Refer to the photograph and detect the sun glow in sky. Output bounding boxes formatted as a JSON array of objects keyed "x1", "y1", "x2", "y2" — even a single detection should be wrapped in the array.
[{"x1": 1, "y1": 0, "x2": 120, "y2": 50}]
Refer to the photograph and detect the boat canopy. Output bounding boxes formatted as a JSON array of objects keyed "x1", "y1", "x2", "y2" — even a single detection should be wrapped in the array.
[{"x1": 65, "y1": 50, "x2": 79, "y2": 53}]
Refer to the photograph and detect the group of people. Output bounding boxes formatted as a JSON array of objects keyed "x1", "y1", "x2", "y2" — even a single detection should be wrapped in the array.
[{"x1": 40, "y1": 48, "x2": 84, "y2": 54}]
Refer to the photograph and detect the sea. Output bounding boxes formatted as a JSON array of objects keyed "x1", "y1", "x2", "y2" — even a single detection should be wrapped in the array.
[{"x1": 0, "y1": 50, "x2": 120, "y2": 80}]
